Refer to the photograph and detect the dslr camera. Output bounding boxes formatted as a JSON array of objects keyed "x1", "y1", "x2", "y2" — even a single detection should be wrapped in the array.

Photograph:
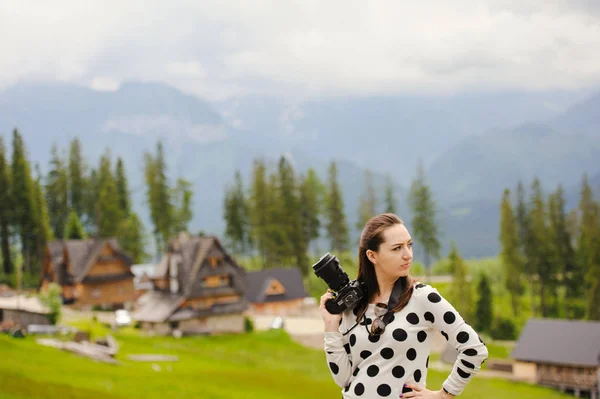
[{"x1": 312, "y1": 252, "x2": 365, "y2": 314}]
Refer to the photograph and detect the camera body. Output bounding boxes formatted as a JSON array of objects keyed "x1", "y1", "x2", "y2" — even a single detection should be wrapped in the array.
[{"x1": 312, "y1": 252, "x2": 365, "y2": 314}]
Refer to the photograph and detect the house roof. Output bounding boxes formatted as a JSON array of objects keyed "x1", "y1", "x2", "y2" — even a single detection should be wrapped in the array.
[
  {"x1": 168, "y1": 300, "x2": 248, "y2": 322},
  {"x1": 511, "y1": 318, "x2": 600, "y2": 367},
  {"x1": 131, "y1": 291, "x2": 185, "y2": 323},
  {"x1": 0, "y1": 295, "x2": 50, "y2": 315},
  {"x1": 245, "y1": 267, "x2": 308, "y2": 304},
  {"x1": 48, "y1": 239, "x2": 132, "y2": 283}
]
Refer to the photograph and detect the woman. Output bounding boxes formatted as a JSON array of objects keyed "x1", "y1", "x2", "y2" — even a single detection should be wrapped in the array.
[{"x1": 321, "y1": 214, "x2": 488, "y2": 398}]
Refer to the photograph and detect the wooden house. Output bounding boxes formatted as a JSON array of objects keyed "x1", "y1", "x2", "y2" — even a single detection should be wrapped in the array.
[
  {"x1": 132, "y1": 233, "x2": 248, "y2": 336},
  {"x1": 0, "y1": 295, "x2": 51, "y2": 329},
  {"x1": 245, "y1": 267, "x2": 309, "y2": 315},
  {"x1": 41, "y1": 239, "x2": 135, "y2": 310},
  {"x1": 511, "y1": 318, "x2": 600, "y2": 399}
]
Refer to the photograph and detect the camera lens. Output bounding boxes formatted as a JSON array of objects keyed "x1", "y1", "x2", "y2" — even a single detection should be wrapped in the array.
[{"x1": 312, "y1": 253, "x2": 349, "y2": 292}]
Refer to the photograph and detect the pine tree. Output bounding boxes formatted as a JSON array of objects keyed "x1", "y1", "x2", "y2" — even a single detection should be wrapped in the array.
[
  {"x1": 63, "y1": 209, "x2": 87, "y2": 239},
  {"x1": 408, "y1": 161, "x2": 440, "y2": 277},
  {"x1": 118, "y1": 212, "x2": 148, "y2": 264},
  {"x1": 356, "y1": 169, "x2": 377, "y2": 231},
  {"x1": 115, "y1": 157, "x2": 131, "y2": 217},
  {"x1": 299, "y1": 168, "x2": 323, "y2": 255},
  {"x1": 474, "y1": 273, "x2": 493, "y2": 333},
  {"x1": 383, "y1": 174, "x2": 397, "y2": 214},
  {"x1": 96, "y1": 152, "x2": 121, "y2": 237},
  {"x1": 325, "y1": 161, "x2": 349, "y2": 252},
  {"x1": 525, "y1": 178, "x2": 552, "y2": 317},
  {"x1": 448, "y1": 243, "x2": 471, "y2": 319},
  {"x1": 223, "y1": 171, "x2": 250, "y2": 256},
  {"x1": 499, "y1": 188, "x2": 524, "y2": 316},
  {"x1": 144, "y1": 142, "x2": 173, "y2": 255},
  {"x1": 83, "y1": 168, "x2": 98, "y2": 233},
  {"x1": 68, "y1": 138, "x2": 86, "y2": 217},
  {"x1": 0, "y1": 137, "x2": 13, "y2": 275},
  {"x1": 46, "y1": 144, "x2": 69, "y2": 239},
  {"x1": 248, "y1": 159, "x2": 271, "y2": 265},
  {"x1": 173, "y1": 178, "x2": 193, "y2": 233},
  {"x1": 33, "y1": 165, "x2": 53, "y2": 250},
  {"x1": 515, "y1": 181, "x2": 536, "y2": 315},
  {"x1": 277, "y1": 156, "x2": 307, "y2": 275},
  {"x1": 548, "y1": 185, "x2": 576, "y2": 317},
  {"x1": 10, "y1": 129, "x2": 39, "y2": 273},
  {"x1": 576, "y1": 175, "x2": 600, "y2": 320}
]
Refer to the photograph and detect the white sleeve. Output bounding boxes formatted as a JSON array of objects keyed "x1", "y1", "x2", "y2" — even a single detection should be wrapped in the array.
[
  {"x1": 323, "y1": 318, "x2": 353, "y2": 388},
  {"x1": 420, "y1": 285, "x2": 489, "y2": 396}
]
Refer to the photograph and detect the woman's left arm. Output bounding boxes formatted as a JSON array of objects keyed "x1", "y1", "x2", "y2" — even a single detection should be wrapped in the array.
[{"x1": 418, "y1": 285, "x2": 489, "y2": 396}]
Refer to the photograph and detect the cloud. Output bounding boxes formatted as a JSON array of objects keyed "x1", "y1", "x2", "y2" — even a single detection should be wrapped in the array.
[{"x1": 1, "y1": 0, "x2": 599, "y2": 99}]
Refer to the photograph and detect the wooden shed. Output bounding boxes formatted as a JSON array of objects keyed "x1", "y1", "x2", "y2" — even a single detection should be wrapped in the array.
[{"x1": 245, "y1": 267, "x2": 309, "y2": 316}]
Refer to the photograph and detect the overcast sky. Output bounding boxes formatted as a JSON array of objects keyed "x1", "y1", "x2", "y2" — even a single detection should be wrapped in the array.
[{"x1": 1, "y1": 0, "x2": 600, "y2": 100}]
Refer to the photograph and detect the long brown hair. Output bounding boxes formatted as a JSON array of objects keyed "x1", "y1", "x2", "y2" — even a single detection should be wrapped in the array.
[{"x1": 355, "y1": 213, "x2": 414, "y2": 322}]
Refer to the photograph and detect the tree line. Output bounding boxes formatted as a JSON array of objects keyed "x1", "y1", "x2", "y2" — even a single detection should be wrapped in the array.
[
  {"x1": 499, "y1": 177, "x2": 600, "y2": 321},
  {"x1": 222, "y1": 156, "x2": 441, "y2": 276},
  {"x1": 0, "y1": 129, "x2": 193, "y2": 284}
]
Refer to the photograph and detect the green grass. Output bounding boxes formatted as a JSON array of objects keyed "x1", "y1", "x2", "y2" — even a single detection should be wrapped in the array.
[{"x1": 0, "y1": 325, "x2": 574, "y2": 399}]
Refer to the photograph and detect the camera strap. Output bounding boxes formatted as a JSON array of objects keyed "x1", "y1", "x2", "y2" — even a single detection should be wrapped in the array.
[{"x1": 381, "y1": 276, "x2": 408, "y2": 324}]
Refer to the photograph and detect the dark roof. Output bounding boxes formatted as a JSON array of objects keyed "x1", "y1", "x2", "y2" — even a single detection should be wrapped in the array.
[
  {"x1": 168, "y1": 300, "x2": 248, "y2": 322},
  {"x1": 48, "y1": 239, "x2": 132, "y2": 283},
  {"x1": 511, "y1": 318, "x2": 600, "y2": 367},
  {"x1": 245, "y1": 267, "x2": 308, "y2": 303},
  {"x1": 131, "y1": 291, "x2": 185, "y2": 323}
]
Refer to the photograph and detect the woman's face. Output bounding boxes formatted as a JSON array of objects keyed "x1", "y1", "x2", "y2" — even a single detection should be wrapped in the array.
[{"x1": 367, "y1": 224, "x2": 413, "y2": 280}]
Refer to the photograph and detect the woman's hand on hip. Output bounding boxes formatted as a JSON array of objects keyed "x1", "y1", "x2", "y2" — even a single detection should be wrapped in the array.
[
  {"x1": 400, "y1": 384, "x2": 454, "y2": 398},
  {"x1": 320, "y1": 290, "x2": 343, "y2": 332}
]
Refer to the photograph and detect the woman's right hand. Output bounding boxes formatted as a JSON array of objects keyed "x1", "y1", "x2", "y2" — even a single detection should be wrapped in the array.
[{"x1": 320, "y1": 290, "x2": 344, "y2": 332}]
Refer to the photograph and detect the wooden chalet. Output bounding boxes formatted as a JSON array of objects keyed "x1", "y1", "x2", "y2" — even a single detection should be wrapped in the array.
[
  {"x1": 132, "y1": 233, "x2": 248, "y2": 335},
  {"x1": 245, "y1": 267, "x2": 309, "y2": 315},
  {"x1": 41, "y1": 239, "x2": 135, "y2": 310},
  {"x1": 511, "y1": 318, "x2": 600, "y2": 399}
]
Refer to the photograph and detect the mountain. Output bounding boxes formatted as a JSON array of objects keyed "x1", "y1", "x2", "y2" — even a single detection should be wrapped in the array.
[
  {"x1": 553, "y1": 91, "x2": 600, "y2": 137},
  {"x1": 427, "y1": 123, "x2": 600, "y2": 205},
  {"x1": 1, "y1": 81, "x2": 598, "y2": 259}
]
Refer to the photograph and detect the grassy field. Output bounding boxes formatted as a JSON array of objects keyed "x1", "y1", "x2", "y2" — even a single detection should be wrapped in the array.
[{"x1": 0, "y1": 324, "x2": 574, "y2": 399}]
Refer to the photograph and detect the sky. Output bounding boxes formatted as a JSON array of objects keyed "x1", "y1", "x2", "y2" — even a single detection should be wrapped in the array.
[{"x1": 1, "y1": 1, "x2": 600, "y2": 100}]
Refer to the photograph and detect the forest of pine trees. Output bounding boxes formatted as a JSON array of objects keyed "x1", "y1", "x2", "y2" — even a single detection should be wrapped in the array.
[
  {"x1": 0, "y1": 129, "x2": 193, "y2": 287},
  {"x1": 499, "y1": 177, "x2": 600, "y2": 321}
]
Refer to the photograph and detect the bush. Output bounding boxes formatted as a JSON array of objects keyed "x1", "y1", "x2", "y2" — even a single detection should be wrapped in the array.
[
  {"x1": 38, "y1": 283, "x2": 62, "y2": 325},
  {"x1": 244, "y1": 316, "x2": 254, "y2": 333},
  {"x1": 490, "y1": 317, "x2": 516, "y2": 340}
]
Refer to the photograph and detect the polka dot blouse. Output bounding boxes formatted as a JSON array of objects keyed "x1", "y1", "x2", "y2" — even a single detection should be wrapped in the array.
[{"x1": 324, "y1": 282, "x2": 489, "y2": 398}]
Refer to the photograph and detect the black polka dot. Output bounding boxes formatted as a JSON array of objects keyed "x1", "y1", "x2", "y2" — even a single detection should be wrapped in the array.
[
  {"x1": 329, "y1": 362, "x2": 339, "y2": 375},
  {"x1": 353, "y1": 367, "x2": 360, "y2": 376},
  {"x1": 327, "y1": 351, "x2": 333, "y2": 354},
  {"x1": 457, "y1": 367, "x2": 471, "y2": 379},
  {"x1": 417, "y1": 331, "x2": 427, "y2": 343},
  {"x1": 381, "y1": 347, "x2": 394, "y2": 359},
  {"x1": 344, "y1": 343, "x2": 351, "y2": 354},
  {"x1": 354, "y1": 382, "x2": 365, "y2": 395},
  {"x1": 392, "y1": 365, "x2": 405, "y2": 378},
  {"x1": 424, "y1": 311, "x2": 435, "y2": 323},
  {"x1": 443, "y1": 311, "x2": 456, "y2": 324},
  {"x1": 377, "y1": 384, "x2": 392, "y2": 396},
  {"x1": 414, "y1": 369, "x2": 422, "y2": 382},
  {"x1": 406, "y1": 348, "x2": 417, "y2": 361},
  {"x1": 402, "y1": 385, "x2": 413, "y2": 394},
  {"x1": 368, "y1": 334, "x2": 381, "y2": 343},
  {"x1": 426, "y1": 356, "x2": 430, "y2": 368},
  {"x1": 353, "y1": 306, "x2": 360, "y2": 316},
  {"x1": 344, "y1": 384, "x2": 350, "y2": 392},
  {"x1": 350, "y1": 334, "x2": 357, "y2": 346},
  {"x1": 392, "y1": 328, "x2": 408, "y2": 341},
  {"x1": 461, "y1": 359, "x2": 475, "y2": 369},
  {"x1": 338, "y1": 318, "x2": 343, "y2": 326},
  {"x1": 361, "y1": 317, "x2": 372, "y2": 326},
  {"x1": 457, "y1": 331, "x2": 470, "y2": 344},
  {"x1": 406, "y1": 312, "x2": 420, "y2": 325},
  {"x1": 428, "y1": 292, "x2": 441, "y2": 303},
  {"x1": 416, "y1": 283, "x2": 426, "y2": 289},
  {"x1": 367, "y1": 365, "x2": 379, "y2": 377},
  {"x1": 441, "y1": 331, "x2": 449, "y2": 341},
  {"x1": 463, "y1": 349, "x2": 478, "y2": 356},
  {"x1": 360, "y1": 350, "x2": 372, "y2": 359}
]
